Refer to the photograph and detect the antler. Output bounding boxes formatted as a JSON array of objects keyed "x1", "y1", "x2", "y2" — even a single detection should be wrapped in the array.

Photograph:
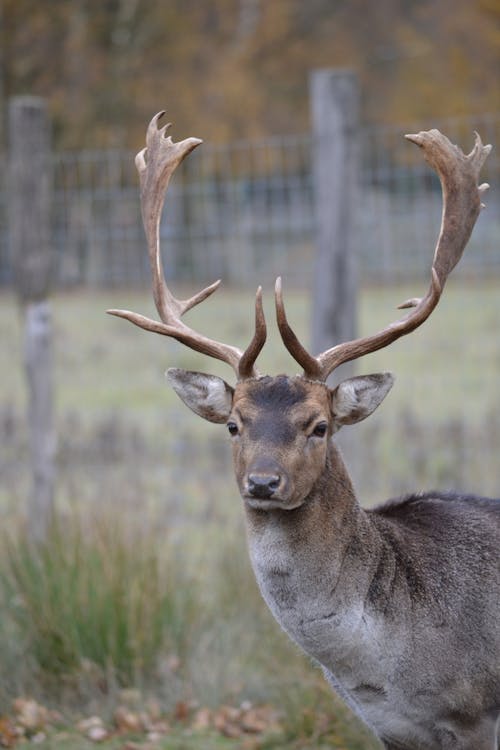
[
  {"x1": 276, "y1": 129, "x2": 492, "y2": 381},
  {"x1": 107, "y1": 112, "x2": 266, "y2": 379}
]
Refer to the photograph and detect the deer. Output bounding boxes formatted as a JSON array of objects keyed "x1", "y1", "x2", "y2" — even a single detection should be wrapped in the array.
[{"x1": 108, "y1": 112, "x2": 500, "y2": 750}]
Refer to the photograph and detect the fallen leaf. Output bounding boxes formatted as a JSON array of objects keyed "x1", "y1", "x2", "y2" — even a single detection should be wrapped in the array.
[
  {"x1": 114, "y1": 707, "x2": 143, "y2": 733},
  {"x1": 191, "y1": 707, "x2": 212, "y2": 731},
  {"x1": 0, "y1": 717, "x2": 18, "y2": 748},
  {"x1": 87, "y1": 725, "x2": 108, "y2": 743},
  {"x1": 174, "y1": 701, "x2": 190, "y2": 722},
  {"x1": 147, "y1": 720, "x2": 170, "y2": 736},
  {"x1": 76, "y1": 716, "x2": 108, "y2": 743},
  {"x1": 12, "y1": 699, "x2": 49, "y2": 733},
  {"x1": 213, "y1": 705, "x2": 243, "y2": 738},
  {"x1": 76, "y1": 716, "x2": 104, "y2": 733},
  {"x1": 240, "y1": 704, "x2": 282, "y2": 735}
]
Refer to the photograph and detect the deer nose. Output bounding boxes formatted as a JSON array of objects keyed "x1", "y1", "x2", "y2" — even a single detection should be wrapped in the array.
[{"x1": 247, "y1": 473, "x2": 281, "y2": 499}]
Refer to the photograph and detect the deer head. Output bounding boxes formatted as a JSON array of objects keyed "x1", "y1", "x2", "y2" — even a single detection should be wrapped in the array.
[{"x1": 108, "y1": 114, "x2": 490, "y2": 511}]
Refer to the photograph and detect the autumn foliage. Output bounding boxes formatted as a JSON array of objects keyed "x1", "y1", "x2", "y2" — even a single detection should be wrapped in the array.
[{"x1": 2, "y1": 0, "x2": 499, "y2": 149}]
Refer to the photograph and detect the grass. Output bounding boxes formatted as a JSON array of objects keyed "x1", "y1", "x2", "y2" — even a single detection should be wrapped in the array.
[
  {"x1": 0, "y1": 512, "x2": 379, "y2": 748},
  {"x1": 23, "y1": 732, "x2": 249, "y2": 749},
  {"x1": 0, "y1": 278, "x2": 499, "y2": 748},
  {"x1": 2, "y1": 277, "x2": 499, "y2": 508},
  {"x1": 21, "y1": 723, "x2": 376, "y2": 750},
  {"x1": 2, "y1": 513, "x2": 197, "y2": 684},
  {"x1": 1, "y1": 277, "x2": 499, "y2": 420},
  {"x1": 18, "y1": 724, "x2": 375, "y2": 750}
]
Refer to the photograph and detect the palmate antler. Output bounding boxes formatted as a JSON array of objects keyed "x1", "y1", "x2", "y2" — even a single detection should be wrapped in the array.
[
  {"x1": 110, "y1": 115, "x2": 491, "y2": 384},
  {"x1": 107, "y1": 112, "x2": 266, "y2": 380},
  {"x1": 276, "y1": 129, "x2": 491, "y2": 380}
]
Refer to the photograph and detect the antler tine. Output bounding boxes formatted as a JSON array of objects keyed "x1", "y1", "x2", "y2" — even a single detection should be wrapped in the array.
[
  {"x1": 238, "y1": 286, "x2": 268, "y2": 380},
  {"x1": 134, "y1": 111, "x2": 209, "y2": 320},
  {"x1": 275, "y1": 277, "x2": 322, "y2": 378},
  {"x1": 108, "y1": 111, "x2": 265, "y2": 378},
  {"x1": 275, "y1": 129, "x2": 491, "y2": 381},
  {"x1": 403, "y1": 130, "x2": 491, "y2": 288}
]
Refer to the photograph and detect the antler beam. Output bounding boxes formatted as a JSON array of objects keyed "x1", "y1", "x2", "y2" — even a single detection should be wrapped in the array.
[
  {"x1": 108, "y1": 112, "x2": 266, "y2": 379},
  {"x1": 276, "y1": 129, "x2": 491, "y2": 381}
]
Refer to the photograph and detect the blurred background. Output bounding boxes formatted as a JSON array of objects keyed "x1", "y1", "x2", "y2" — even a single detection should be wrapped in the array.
[
  {"x1": 1, "y1": 0, "x2": 499, "y2": 147},
  {"x1": 0, "y1": 2, "x2": 499, "y2": 748}
]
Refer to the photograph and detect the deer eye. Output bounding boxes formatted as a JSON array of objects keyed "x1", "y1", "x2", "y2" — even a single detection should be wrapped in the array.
[
  {"x1": 227, "y1": 421, "x2": 239, "y2": 436},
  {"x1": 312, "y1": 422, "x2": 328, "y2": 438}
]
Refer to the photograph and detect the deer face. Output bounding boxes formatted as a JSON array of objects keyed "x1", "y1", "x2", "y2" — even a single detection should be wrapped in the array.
[
  {"x1": 228, "y1": 376, "x2": 332, "y2": 510},
  {"x1": 167, "y1": 369, "x2": 394, "y2": 510}
]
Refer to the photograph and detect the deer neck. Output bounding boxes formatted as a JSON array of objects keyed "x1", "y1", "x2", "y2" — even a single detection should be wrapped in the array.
[{"x1": 243, "y1": 441, "x2": 381, "y2": 664}]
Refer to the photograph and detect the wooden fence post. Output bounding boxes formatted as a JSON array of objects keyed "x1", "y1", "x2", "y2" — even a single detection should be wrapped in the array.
[
  {"x1": 309, "y1": 69, "x2": 359, "y2": 384},
  {"x1": 8, "y1": 96, "x2": 56, "y2": 541}
]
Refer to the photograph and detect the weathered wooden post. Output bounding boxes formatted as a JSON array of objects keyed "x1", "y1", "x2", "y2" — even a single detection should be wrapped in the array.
[
  {"x1": 8, "y1": 96, "x2": 55, "y2": 541},
  {"x1": 309, "y1": 69, "x2": 359, "y2": 384}
]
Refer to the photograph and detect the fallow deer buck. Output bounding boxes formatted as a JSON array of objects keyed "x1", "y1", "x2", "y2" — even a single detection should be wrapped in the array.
[{"x1": 109, "y1": 113, "x2": 500, "y2": 750}]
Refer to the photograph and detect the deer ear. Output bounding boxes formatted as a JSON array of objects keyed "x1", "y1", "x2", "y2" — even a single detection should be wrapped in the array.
[
  {"x1": 166, "y1": 368, "x2": 234, "y2": 424},
  {"x1": 330, "y1": 373, "x2": 394, "y2": 429}
]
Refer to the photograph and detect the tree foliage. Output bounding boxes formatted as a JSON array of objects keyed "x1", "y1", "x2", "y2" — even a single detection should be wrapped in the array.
[{"x1": 1, "y1": 0, "x2": 499, "y2": 148}]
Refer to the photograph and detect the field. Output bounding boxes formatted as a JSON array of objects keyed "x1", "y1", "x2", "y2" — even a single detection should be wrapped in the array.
[{"x1": 0, "y1": 278, "x2": 499, "y2": 749}]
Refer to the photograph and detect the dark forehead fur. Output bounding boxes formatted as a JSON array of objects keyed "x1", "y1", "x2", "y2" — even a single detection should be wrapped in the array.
[{"x1": 238, "y1": 375, "x2": 327, "y2": 411}]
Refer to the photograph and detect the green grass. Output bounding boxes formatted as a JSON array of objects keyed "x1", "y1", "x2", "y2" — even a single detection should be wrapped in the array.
[
  {"x1": 0, "y1": 279, "x2": 499, "y2": 749},
  {"x1": 19, "y1": 727, "x2": 375, "y2": 750},
  {"x1": 358, "y1": 278, "x2": 500, "y2": 420},
  {"x1": 0, "y1": 477, "x2": 379, "y2": 748},
  {"x1": 19, "y1": 726, "x2": 374, "y2": 750},
  {"x1": 2, "y1": 513, "x2": 197, "y2": 683},
  {"x1": 21, "y1": 732, "x2": 243, "y2": 749},
  {"x1": 2, "y1": 278, "x2": 498, "y2": 421}
]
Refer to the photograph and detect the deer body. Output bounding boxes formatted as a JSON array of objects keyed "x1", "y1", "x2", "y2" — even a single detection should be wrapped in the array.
[
  {"x1": 248, "y1": 486, "x2": 500, "y2": 750},
  {"x1": 227, "y1": 374, "x2": 500, "y2": 750},
  {"x1": 245, "y1": 415, "x2": 500, "y2": 749},
  {"x1": 109, "y1": 114, "x2": 499, "y2": 748}
]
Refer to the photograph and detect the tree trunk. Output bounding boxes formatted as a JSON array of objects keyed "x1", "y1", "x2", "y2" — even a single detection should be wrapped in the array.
[
  {"x1": 309, "y1": 69, "x2": 359, "y2": 385},
  {"x1": 24, "y1": 300, "x2": 56, "y2": 539},
  {"x1": 8, "y1": 96, "x2": 55, "y2": 541}
]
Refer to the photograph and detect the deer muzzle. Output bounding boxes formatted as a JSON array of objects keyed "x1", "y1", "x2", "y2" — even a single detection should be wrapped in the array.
[
  {"x1": 247, "y1": 472, "x2": 282, "y2": 499},
  {"x1": 242, "y1": 456, "x2": 291, "y2": 509}
]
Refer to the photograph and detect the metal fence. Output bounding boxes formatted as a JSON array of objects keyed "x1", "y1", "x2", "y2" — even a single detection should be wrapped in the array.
[{"x1": 0, "y1": 113, "x2": 499, "y2": 288}]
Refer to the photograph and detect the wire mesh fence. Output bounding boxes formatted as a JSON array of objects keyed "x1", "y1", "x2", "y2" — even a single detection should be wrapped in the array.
[
  {"x1": 1, "y1": 114, "x2": 499, "y2": 506},
  {"x1": 0, "y1": 113, "x2": 498, "y2": 289},
  {"x1": 359, "y1": 114, "x2": 500, "y2": 282}
]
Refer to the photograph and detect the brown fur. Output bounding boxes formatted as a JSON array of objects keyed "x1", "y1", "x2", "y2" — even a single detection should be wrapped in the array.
[{"x1": 168, "y1": 368, "x2": 500, "y2": 749}]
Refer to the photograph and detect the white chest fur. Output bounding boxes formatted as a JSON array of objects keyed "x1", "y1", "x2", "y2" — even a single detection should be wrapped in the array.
[
  {"x1": 247, "y1": 516, "x2": 379, "y2": 667},
  {"x1": 246, "y1": 517, "x2": 440, "y2": 748}
]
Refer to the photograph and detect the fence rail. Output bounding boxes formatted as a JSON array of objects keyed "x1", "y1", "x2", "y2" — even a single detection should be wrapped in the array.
[{"x1": 0, "y1": 113, "x2": 498, "y2": 288}]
